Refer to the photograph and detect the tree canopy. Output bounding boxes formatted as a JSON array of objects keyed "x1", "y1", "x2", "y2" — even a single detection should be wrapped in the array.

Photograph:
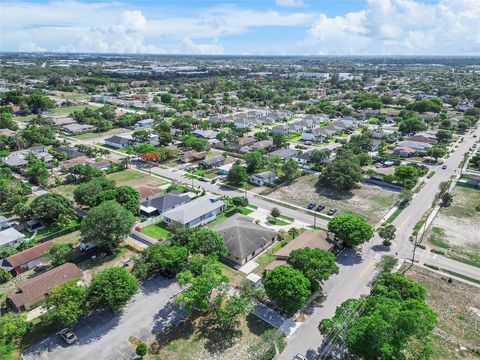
[
  {"x1": 328, "y1": 213, "x2": 374, "y2": 247},
  {"x1": 319, "y1": 158, "x2": 362, "y2": 191}
]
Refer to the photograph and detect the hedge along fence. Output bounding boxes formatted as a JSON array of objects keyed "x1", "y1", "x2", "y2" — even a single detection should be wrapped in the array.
[
  {"x1": 36, "y1": 224, "x2": 81, "y2": 242},
  {"x1": 362, "y1": 178, "x2": 403, "y2": 192}
]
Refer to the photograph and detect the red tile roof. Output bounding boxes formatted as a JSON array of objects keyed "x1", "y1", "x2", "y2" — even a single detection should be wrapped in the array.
[{"x1": 4, "y1": 241, "x2": 53, "y2": 268}]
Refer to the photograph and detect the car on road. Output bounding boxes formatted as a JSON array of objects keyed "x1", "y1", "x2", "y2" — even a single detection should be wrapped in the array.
[
  {"x1": 59, "y1": 328, "x2": 78, "y2": 345},
  {"x1": 307, "y1": 202, "x2": 316, "y2": 209},
  {"x1": 293, "y1": 354, "x2": 307, "y2": 360},
  {"x1": 442, "y1": 165, "x2": 447, "y2": 169},
  {"x1": 327, "y1": 208, "x2": 337, "y2": 216},
  {"x1": 316, "y1": 204, "x2": 325, "y2": 212},
  {"x1": 199, "y1": 177, "x2": 207, "y2": 182}
]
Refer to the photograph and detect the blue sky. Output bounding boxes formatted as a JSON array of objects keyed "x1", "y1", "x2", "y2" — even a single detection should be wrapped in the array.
[{"x1": 1, "y1": 0, "x2": 479, "y2": 55}]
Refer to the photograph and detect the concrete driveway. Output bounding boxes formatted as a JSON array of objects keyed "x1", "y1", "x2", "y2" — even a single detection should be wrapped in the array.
[{"x1": 23, "y1": 276, "x2": 187, "y2": 360}]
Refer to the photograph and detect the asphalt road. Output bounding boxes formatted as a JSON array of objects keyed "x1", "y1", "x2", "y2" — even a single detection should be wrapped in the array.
[{"x1": 23, "y1": 276, "x2": 186, "y2": 360}]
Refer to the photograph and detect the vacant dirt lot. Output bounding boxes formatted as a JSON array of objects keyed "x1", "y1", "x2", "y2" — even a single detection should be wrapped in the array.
[
  {"x1": 404, "y1": 265, "x2": 480, "y2": 359},
  {"x1": 107, "y1": 169, "x2": 168, "y2": 189},
  {"x1": 269, "y1": 174, "x2": 398, "y2": 224},
  {"x1": 426, "y1": 185, "x2": 480, "y2": 267}
]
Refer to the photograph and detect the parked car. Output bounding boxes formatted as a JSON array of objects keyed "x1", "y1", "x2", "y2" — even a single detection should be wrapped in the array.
[
  {"x1": 304, "y1": 141, "x2": 313, "y2": 145},
  {"x1": 327, "y1": 208, "x2": 337, "y2": 216},
  {"x1": 59, "y1": 328, "x2": 78, "y2": 345},
  {"x1": 442, "y1": 165, "x2": 447, "y2": 169},
  {"x1": 316, "y1": 204, "x2": 325, "y2": 212},
  {"x1": 293, "y1": 354, "x2": 307, "y2": 360},
  {"x1": 199, "y1": 177, "x2": 207, "y2": 182},
  {"x1": 307, "y1": 202, "x2": 316, "y2": 209}
]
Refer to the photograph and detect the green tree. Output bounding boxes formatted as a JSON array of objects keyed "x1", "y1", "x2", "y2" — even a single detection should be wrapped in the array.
[
  {"x1": 186, "y1": 228, "x2": 228, "y2": 258},
  {"x1": 133, "y1": 244, "x2": 188, "y2": 279},
  {"x1": 436, "y1": 129, "x2": 452, "y2": 143},
  {"x1": 272, "y1": 133, "x2": 288, "y2": 149},
  {"x1": 74, "y1": 177, "x2": 116, "y2": 206},
  {"x1": 282, "y1": 159, "x2": 299, "y2": 181},
  {"x1": 441, "y1": 192, "x2": 453, "y2": 207},
  {"x1": 270, "y1": 207, "x2": 281, "y2": 219},
  {"x1": 394, "y1": 165, "x2": 420, "y2": 189},
  {"x1": 0, "y1": 312, "x2": 28, "y2": 344},
  {"x1": 319, "y1": 159, "x2": 362, "y2": 191},
  {"x1": 80, "y1": 200, "x2": 135, "y2": 252},
  {"x1": 287, "y1": 227, "x2": 300, "y2": 239},
  {"x1": 30, "y1": 193, "x2": 75, "y2": 224},
  {"x1": 161, "y1": 93, "x2": 172, "y2": 103},
  {"x1": 263, "y1": 265, "x2": 310, "y2": 313},
  {"x1": 87, "y1": 267, "x2": 139, "y2": 311},
  {"x1": 231, "y1": 196, "x2": 249, "y2": 209},
  {"x1": 46, "y1": 242, "x2": 72, "y2": 266},
  {"x1": 378, "y1": 224, "x2": 396, "y2": 246},
  {"x1": 24, "y1": 159, "x2": 49, "y2": 186},
  {"x1": 214, "y1": 294, "x2": 253, "y2": 329},
  {"x1": 428, "y1": 146, "x2": 446, "y2": 162},
  {"x1": 243, "y1": 150, "x2": 265, "y2": 174},
  {"x1": 288, "y1": 248, "x2": 339, "y2": 291},
  {"x1": 0, "y1": 267, "x2": 13, "y2": 284},
  {"x1": 115, "y1": 186, "x2": 140, "y2": 215},
  {"x1": 176, "y1": 255, "x2": 228, "y2": 313},
  {"x1": 66, "y1": 164, "x2": 104, "y2": 183},
  {"x1": 136, "y1": 342, "x2": 148, "y2": 357},
  {"x1": 226, "y1": 162, "x2": 248, "y2": 185},
  {"x1": 328, "y1": 213, "x2": 374, "y2": 247},
  {"x1": 42, "y1": 279, "x2": 86, "y2": 326},
  {"x1": 132, "y1": 129, "x2": 150, "y2": 143}
]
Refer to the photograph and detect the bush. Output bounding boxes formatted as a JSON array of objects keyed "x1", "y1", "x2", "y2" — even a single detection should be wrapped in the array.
[{"x1": 136, "y1": 342, "x2": 148, "y2": 356}]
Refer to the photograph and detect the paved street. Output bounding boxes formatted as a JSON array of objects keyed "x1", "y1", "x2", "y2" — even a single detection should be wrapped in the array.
[{"x1": 23, "y1": 276, "x2": 186, "y2": 360}]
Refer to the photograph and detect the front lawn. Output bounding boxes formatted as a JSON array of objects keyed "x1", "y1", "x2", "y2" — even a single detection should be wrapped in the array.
[{"x1": 267, "y1": 216, "x2": 290, "y2": 226}]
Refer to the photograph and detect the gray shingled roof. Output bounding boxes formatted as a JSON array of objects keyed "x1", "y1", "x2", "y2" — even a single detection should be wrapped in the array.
[
  {"x1": 214, "y1": 214, "x2": 276, "y2": 260},
  {"x1": 162, "y1": 194, "x2": 224, "y2": 224},
  {"x1": 141, "y1": 191, "x2": 190, "y2": 213}
]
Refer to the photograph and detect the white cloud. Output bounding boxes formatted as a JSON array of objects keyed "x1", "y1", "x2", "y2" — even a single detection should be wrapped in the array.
[
  {"x1": 181, "y1": 38, "x2": 224, "y2": 55},
  {"x1": 18, "y1": 42, "x2": 47, "y2": 52},
  {"x1": 305, "y1": 0, "x2": 480, "y2": 55},
  {"x1": 276, "y1": 0, "x2": 304, "y2": 7}
]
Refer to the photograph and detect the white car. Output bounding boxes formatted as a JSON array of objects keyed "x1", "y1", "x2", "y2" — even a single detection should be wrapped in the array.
[
  {"x1": 59, "y1": 328, "x2": 78, "y2": 345},
  {"x1": 293, "y1": 355, "x2": 307, "y2": 360}
]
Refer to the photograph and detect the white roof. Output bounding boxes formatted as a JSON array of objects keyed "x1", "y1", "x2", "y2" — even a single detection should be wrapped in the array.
[
  {"x1": 247, "y1": 273, "x2": 262, "y2": 283},
  {"x1": 162, "y1": 194, "x2": 224, "y2": 224},
  {"x1": 0, "y1": 228, "x2": 25, "y2": 246}
]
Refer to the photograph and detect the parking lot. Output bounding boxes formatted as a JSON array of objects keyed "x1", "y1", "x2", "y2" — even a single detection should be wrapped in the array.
[{"x1": 23, "y1": 276, "x2": 187, "y2": 360}]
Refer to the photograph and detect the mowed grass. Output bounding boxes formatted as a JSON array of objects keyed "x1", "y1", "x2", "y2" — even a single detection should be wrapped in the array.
[
  {"x1": 441, "y1": 186, "x2": 480, "y2": 219},
  {"x1": 107, "y1": 169, "x2": 167, "y2": 188},
  {"x1": 51, "y1": 184, "x2": 77, "y2": 200},
  {"x1": 71, "y1": 127, "x2": 126, "y2": 140},
  {"x1": 140, "y1": 222, "x2": 171, "y2": 239}
]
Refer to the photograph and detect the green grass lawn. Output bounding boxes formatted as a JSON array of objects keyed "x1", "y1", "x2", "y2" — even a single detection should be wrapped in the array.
[
  {"x1": 239, "y1": 207, "x2": 253, "y2": 215},
  {"x1": 107, "y1": 169, "x2": 167, "y2": 188},
  {"x1": 49, "y1": 105, "x2": 98, "y2": 116},
  {"x1": 267, "y1": 216, "x2": 290, "y2": 226},
  {"x1": 72, "y1": 128, "x2": 125, "y2": 140},
  {"x1": 140, "y1": 222, "x2": 171, "y2": 239}
]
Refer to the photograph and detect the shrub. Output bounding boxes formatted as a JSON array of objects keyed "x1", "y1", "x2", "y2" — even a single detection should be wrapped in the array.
[{"x1": 136, "y1": 342, "x2": 148, "y2": 356}]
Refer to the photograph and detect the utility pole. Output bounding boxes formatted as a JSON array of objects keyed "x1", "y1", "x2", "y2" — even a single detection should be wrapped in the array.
[{"x1": 313, "y1": 209, "x2": 317, "y2": 229}]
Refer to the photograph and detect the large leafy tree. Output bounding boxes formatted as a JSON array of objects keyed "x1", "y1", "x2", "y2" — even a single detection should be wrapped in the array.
[
  {"x1": 74, "y1": 177, "x2": 116, "y2": 207},
  {"x1": 115, "y1": 186, "x2": 141, "y2": 215},
  {"x1": 214, "y1": 294, "x2": 252, "y2": 329},
  {"x1": 186, "y1": 228, "x2": 228, "y2": 258},
  {"x1": 24, "y1": 159, "x2": 49, "y2": 186},
  {"x1": 226, "y1": 162, "x2": 248, "y2": 185},
  {"x1": 0, "y1": 312, "x2": 28, "y2": 344},
  {"x1": 378, "y1": 224, "x2": 396, "y2": 246},
  {"x1": 320, "y1": 273, "x2": 436, "y2": 360},
  {"x1": 288, "y1": 248, "x2": 339, "y2": 291},
  {"x1": 42, "y1": 279, "x2": 86, "y2": 326},
  {"x1": 133, "y1": 244, "x2": 188, "y2": 279},
  {"x1": 243, "y1": 150, "x2": 265, "y2": 174},
  {"x1": 87, "y1": 267, "x2": 139, "y2": 311},
  {"x1": 263, "y1": 265, "x2": 311, "y2": 313},
  {"x1": 80, "y1": 200, "x2": 135, "y2": 251},
  {"x1": 176, "y1": 255, "x2": 228, "y2": 313},
  {"x1": 30, "y1": 193, "x2": 75, "y2": 224},
  {"x1": 319, "y1": 159, "x2": 362, "y2": 191},
  {"x1": 328, "y1": 213, "x2": 374, "y2": 247},
  {"x1": 282, "y1": 159, "x2": 299, "y2": 181}
]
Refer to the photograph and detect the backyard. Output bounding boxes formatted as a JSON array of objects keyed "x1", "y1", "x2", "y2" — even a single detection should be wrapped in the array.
[
  {"x1": 269, "y1": 174, "x2": 399, "y2": 224},
  {"x1": 403, "y1": 265, "x2": 480, "y2": 359},
  {"x1": 140, "y1": 222, "x2": 171, "y2": 240},
  {"x1": 425, "y1": 185, "x2": 480, "y2": 268}
]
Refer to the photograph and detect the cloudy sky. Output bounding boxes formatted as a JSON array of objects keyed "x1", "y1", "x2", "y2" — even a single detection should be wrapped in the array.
[{"x1": 1, "y1": 0, "x2": 479, "y2": 55}]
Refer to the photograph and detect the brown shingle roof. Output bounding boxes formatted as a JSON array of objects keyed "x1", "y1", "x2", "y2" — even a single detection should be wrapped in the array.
[
  {"x1": 4, "y1": 241, "x2": 53, "y2": 268},
  {"x1": 273, "y1": 230, "x2": 334, "y2": 259},
  {"x1": 9, "y1": 263, "x2": 83, "y2": 309}
]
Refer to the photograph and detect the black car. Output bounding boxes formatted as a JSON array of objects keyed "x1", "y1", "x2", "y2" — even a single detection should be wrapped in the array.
[
  {"x1": 307, "y1": 203, "x2": 316, "y2": 209},
  {"x1": 327, "y1": 208, "x2": 337, "y2": 216},
  {"x1": 316, "y1": 205, "x2": 325, "y2": 212}
]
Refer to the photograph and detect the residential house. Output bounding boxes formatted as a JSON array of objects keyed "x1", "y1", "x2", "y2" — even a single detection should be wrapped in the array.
[
  {"x1": 180, "y1": 150, "x2": 207, "y2": 163},
  {"x1": 393, "y1": 145, "x2": 416, "y2": 157},
  {"x1": 1, "y1": 152, "x2": 28, "y2": 168},
  {"x1": 251, "y1": 171, "x2": 278, "y2": 186},
  {"x1": 0, "y1": 228, "x2": 25, "y2": 248},
  {"x1": 216, "y1": 163, "x2": 233, "y2": 175},
  {"x1": 405, "y1": 132, "x2": 438, "y2": 144},
  {"x1": 140, "y1": 190, "x2": 191, "y2": 216},
  {"x1": 214, "y1": 214, "x2": 277, "y2": 265},
  {"x1": 135, "y1": 118, "x2": 155, "y2": 129},
  {"x1": 55, "y1": 146, "x2": 85, "y2": 159},
  {"x1": 268, "y1": 148, "x2": 299, "y2": 161},
  {"x1": 397, "y1": 140, "x2": 432, "y2": 154},
  {"x1": 8, "y1": 263, "x2": 83, "y2": 311},
  {"x1": 29, "y1": 146, "x2": 53, "y2": 162},
  {"x1": 271, "y1": 124, "x2": 290, "y2": 135},
  {"x1": 161, "y1": 194, "x2": 224, "y2": 228},
  {"x1": 49, "y1": 117, "x2": 75, "y2": 127},
  {"x1": 0, "y1": 215, "x2": 9, "y2": 230},
  {"x1": 192, "y1": 129, "x2": 219, "y2": 140},
  {"x1": 235, "y1": 137, "x2": 257, "y2": 151},
  {"x1": 2, "y1": 241, "x2": 54, "y2": 275},
  {"x1": 63, "y1": 123, "x2": 94, "y2": 135},
  {"x1": 87, "y1": 159, "x2": 111, "y2": 170},
  {"x1": 199, "y1": 155, "x2": 225, "y2": 169},
  {"x1": 273, "y1": 230, "x2": 334, "y2": 261},
  {"x1": 241, "y1": 140, "x2": 274, "y2": 153},
  {"x1": 104, "y1": 135, "x2": 135, "y2": 149},
  {"x1": 234, "y1": 118, "x2": 256, "y2": 129},
  {"x1": 137, "y1": 184, "x2": 163, "y2": 200}
]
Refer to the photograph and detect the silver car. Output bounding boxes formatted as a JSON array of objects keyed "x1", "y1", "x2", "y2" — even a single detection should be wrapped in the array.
[{"x1": 59, "y1": 328, "x2": 78, "y2": 345}]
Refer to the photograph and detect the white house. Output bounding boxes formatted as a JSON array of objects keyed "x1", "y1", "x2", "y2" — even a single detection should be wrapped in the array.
[
  {"x1": 135, "y1": 119, "x2": 155, "y2": 129},
  {"x1": 0, "y1": 228, "x2": 25, "y2": 248},
  {"x1": 251, "y1": 171, "x2": 278, "y2": 186},
  {"x1": 104, "y1": 135, "x2": 135, "y2": 149}
]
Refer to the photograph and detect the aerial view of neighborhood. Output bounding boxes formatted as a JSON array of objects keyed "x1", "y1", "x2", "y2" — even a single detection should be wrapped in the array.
[{"x1": 0, "y1": 1, "x2": 479, "y2": 360}]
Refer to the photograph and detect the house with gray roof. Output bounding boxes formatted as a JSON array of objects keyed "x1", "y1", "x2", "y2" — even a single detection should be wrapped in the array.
[
  {"x1": 104, "y1": 135, "x2": 135, "y2": 148},
  {"x1": 214, "y1": 214, "x2": 277, "y2": 265},
  {"x1": 161, "y1": 194, "x2": 224, "y2": 228},
  {"x1": 0, "y1": 228, "x2": 25, "y2": 248},
  {"x1": 63, "y1": 123, "x2": 94, "y2": 135},
  {"x1": 251, "y1": 171, "x2": 278, "y2": 186},
  {"x1": 268, "y1": 148, "x2": 299, "y2": 160},
  {"x1": 199, "y1": 155, "x2": 225, "y2": 169},
  {"x1": 192, "y1": 129, "x2": 219, "y2": 140},
  {"x1": 140, "y1": 191, "x2": 191, "y2": 216}
]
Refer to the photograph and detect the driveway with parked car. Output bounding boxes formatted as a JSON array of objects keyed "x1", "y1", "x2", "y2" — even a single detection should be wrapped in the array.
[{"x1": 23, "y1": 276, "x2": 187, "y2": 360}]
